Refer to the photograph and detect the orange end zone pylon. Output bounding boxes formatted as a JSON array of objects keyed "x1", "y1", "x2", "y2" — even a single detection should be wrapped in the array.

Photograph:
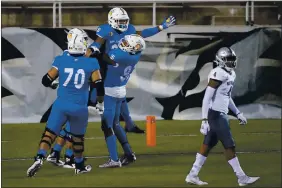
[{"x1": 146, "y1": 115, "x2": 156, "y2": 147}]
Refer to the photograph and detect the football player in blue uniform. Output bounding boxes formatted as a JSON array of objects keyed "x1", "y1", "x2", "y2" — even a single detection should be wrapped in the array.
[
  {"x1": 47, "y1": 28, "x2": 92, "y2": 169},
  {"x1": 27, "y1": 35, "x2": 103, "y2": 177},
  {"x1": 98, "y1": 34, "x2": 146, "y2": 168},
  {"x1": 86, "y1": 7, "x2": 176, "y2": 133}
]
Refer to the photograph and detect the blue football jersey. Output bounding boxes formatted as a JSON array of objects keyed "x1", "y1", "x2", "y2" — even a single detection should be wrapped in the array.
[
  {"x1": 52, "y1": 54, "x2": 100, "y2": 105},
  {"x1": 94, "y1": 23, "x2": 136, "y2": 53},
  {"x1": 105, "y1": 48, "x2": 141, "y2": 87}
]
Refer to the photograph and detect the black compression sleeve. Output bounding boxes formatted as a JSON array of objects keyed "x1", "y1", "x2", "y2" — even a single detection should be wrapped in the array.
[{"x1": 91, "y1": 79, "x2": 104, "y2": 96}]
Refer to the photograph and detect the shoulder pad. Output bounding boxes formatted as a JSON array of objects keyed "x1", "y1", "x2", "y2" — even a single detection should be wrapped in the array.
[
  {"x1": 96, "y1": 24, "x2": 112, "y2": 38},
  {"x1": 209, "y1": 67, "x2": 227, "y2": 82}
]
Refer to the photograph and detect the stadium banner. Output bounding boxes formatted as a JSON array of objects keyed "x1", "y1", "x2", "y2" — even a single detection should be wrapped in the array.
[{"x1": 1, "y1": 27, "x2": 281, "y2": 123}]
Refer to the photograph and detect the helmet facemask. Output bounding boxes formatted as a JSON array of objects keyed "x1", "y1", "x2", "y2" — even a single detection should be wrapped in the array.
[
  {"x1": 108, "y1": 7, "x2": 130, "y2": 32},
  {"x1": 118, "y1": 34, "x2": 145, "y2": 54},
  {"x1": 215, "y1": 47, "x2": 237, "y2": 72}
]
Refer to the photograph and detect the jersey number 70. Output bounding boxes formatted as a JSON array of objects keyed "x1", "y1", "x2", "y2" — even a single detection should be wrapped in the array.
[{"x1": 63, "y1": 68, "x2": 85, "y2": 89}]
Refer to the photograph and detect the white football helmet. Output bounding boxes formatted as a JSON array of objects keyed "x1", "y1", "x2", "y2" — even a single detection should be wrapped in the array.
[
  {"x1": 68, "y1": 35, "x2": 88, "y2": 55},
  {"x1": 215, "y1": 47, "x2": 237, "y2": 72},
  {"x1": 108, "y1": 7, "x2": 130, "y2": 32},
  {"x1": 67, "y1": 28, "x2": 89, "y2": 45},
  {"x1": 118, "y1": 34, "x2": 146, "y2": 54}
]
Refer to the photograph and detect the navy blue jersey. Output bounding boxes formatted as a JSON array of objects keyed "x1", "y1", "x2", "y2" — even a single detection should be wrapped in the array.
[
  {"x1": 105, "y1": 48, "x2": 141, "y2": 87},
  {"x1": 94, "y1": 23, "x2": 136, "y2": 53},
  {"x1": 52, "y1": 54, "x2": 100, "y2": 105}
]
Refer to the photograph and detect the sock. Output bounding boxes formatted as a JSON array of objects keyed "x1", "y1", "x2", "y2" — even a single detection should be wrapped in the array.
[
  {"x1": 37, "y1": 149, "x2": 47, "y2": 158},
  {"x1": 121, "y1": 101, "x2": 135, "y2": 130},
  {"x1": 105, "y1": 135, "x2": 118, "y2": 161},
  {"x1": 228, "y1": 156, "x2": 246, "y2": 177},
  {"x1": 113, "y1": 124, "x2": 132, "y2": 155},
  {"x1": 53, "y1": 144, "x2": 63, "y2": 152},
  {"x1": 65, "y1": 149, "x2": 73, "y2": 158},
  {"x1": 189, "y1": 153, "x2": 207, "y2": 176}
]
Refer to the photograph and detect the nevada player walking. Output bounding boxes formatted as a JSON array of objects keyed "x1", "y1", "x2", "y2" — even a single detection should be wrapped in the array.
[
  {"x1": 185, "y1": 47, "x2": 260, "y2": 186},
  {"x1": 87, "y1": 7, "x2": 176, "y2": 133},
  {"x1": 27, "y1": 35, "x2": 102, "y2": 177},
  {"x1": 98, "y1": 34, "x2": 146, "y2": 168}
]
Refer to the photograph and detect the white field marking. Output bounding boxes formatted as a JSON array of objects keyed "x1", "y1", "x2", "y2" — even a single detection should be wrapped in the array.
[
  {"x1": 241, "y1": 132, "x2": 281, "y2": 135},
  {"x1": 85, "y1": 134, "x2": 198, "y2": 140},
  {"x1": 2, "y1": 150, "x2": 280, "y2": 162},
  {"x1": 1, "y1": 141, "x2": 11, "y2": 143}
]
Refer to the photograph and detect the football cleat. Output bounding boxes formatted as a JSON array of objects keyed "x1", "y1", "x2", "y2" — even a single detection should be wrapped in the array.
[
  {"x1": 120, "y1": 153, "x2": 136, "y2": 166},
  {"x1": 62, "y1": 155, "x2": 75, "y2": 169},
  {"x1": 27, "y1": 156, "x2": 43, "y2": 177},
  {"x1": 125, "y1": 125, "x2": 145, "y2": 134},
  {"x1": 46, "y1": 148, "x2": 64, "y2": 166},
  {"x1": 185, "y1": 174, "x2": 208, "y2": 186},
  {"x1": 75, "y1": 165, "x2": 92, "y2": 174},
  {"x1": 238, "y1": 175, "x2": 260, "y2": 186},
  {"x1": 98, "y1": 159, "x2": 122, "y2": 168}
]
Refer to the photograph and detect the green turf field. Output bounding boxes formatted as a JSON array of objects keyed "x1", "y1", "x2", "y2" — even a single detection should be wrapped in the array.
[{"x1": 2, "y1": 119, "x2": 281, "y2": 187}]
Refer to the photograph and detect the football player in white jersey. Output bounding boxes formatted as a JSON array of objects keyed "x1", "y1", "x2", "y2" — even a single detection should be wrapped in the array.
[{"x1": 185, "y1": 47, "x2": 260, "y2": 186}]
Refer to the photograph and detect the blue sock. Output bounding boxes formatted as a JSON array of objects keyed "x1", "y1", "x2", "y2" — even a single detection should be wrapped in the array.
[
  {"x1": 53, "y1": 144, "x2": 63, "y2": 152},
  {"x1": 74, "y1": 157, "x2": 83, "y2": 163},
  {"x1": 121, "y1": 101, "x2": 135, "y2": 131},
  {"x1": 114, "y1": 124, "x2": 132, "y2": 155},
  {"x1": 105, "y1": 135, "x2": 118, "y2": 161},
  {"x1": 90, "y1": 88, "x2": 97, "y2": 104},
  {"x1": 37, "y1": 149, "x2": 47, "y2": 157},
  {"x1": 65, "y1": 148, "x2": 73, "y2": 158}
]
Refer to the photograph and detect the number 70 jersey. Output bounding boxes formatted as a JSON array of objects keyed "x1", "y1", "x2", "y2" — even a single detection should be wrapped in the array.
[
  {"x1": 208, "y1": 66, "x2": 236, "y2": 114},
  {"x1": 52, "y1": 54, "x2": 100, "y2": 106}
]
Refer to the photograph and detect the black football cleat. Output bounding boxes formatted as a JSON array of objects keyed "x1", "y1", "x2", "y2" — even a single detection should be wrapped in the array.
[
  {"x1": 125, "y1": 125, "x2": 145, "y2": 134},
  {"x1": 120, "y1": 153, "x2": 136, "y2": 166},
  {"x1": 46, "y1": 148, "x2": 64, "y2": 166},
  {"x1": 62, "y1": 155, "x2": 75, "y2": 169}
]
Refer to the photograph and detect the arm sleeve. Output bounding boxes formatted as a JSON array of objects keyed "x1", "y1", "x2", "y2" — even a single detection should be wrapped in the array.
[
  {"x1": 141, "y1": 27, "x2": 160, "y2": 38},
  {"x1": 202, "y1": 86, "x2": 216, "y2": 119},
  {"x1": 51, "y1": 57, "x2": 60, "y2": 70},
  {"x1": 229, "y1": 98, "x2": 240, "y2": 115},
  {"x1": 96, "y1": 25, "x2": 108, "y2": 39},
  {"x1": 108, "y1": 50, "x2": 120, "y2": 62}
]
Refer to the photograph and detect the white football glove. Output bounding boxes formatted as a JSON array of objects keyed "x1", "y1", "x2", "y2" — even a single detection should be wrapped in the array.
[
  {"x1": 237, "y1": 112, "x2": 247, "y2": 125},
  {"x1": 50, "y1": 78, "x2": 59, "y2": 89},
  {"x1": 90, "y1": 46, "x2": 100, "y2": 55},
  {"x1": 95, "y1": 102, "x2": 104, "y2": 115},
  {"x1": 200, "y1": 120, "x2": 210, "y2": 135}
]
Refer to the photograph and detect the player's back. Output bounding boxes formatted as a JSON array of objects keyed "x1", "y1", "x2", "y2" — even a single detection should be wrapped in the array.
[
  {"x1": 208, "y1": 66, "x2": 236, "y2": 114},
  {"x1": 53, "y1": 54, "x2": 100, "y2": 106},
  {"x1": 96, "y1": 23, "x2": 136, "y2": 53},
  {"x1": 105, "y1": 48, "x2": 141, "y2": 87}
]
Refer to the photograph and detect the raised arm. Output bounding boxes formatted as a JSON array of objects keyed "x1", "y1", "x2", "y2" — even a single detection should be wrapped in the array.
[{"x1": 136, "y1": 15, "x2": 176, "y2": 38}]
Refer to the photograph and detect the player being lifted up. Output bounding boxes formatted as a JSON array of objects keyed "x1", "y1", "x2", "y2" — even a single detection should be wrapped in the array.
[
  {"x1": 27, "y1": 35, "x2": 103, "y2": 177},
  {"x1": 47, "y1": 28, "x2": 94, "y2": 169},
  {"x1": 86, "y1": 7, "x2": 176, "y2": 133},
  {"x1": 185, "y1": 47, "x2": 260, "y2": 186},
  {"x1": 98, "y1": 34, "x2": 146, "y2": 168}
]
